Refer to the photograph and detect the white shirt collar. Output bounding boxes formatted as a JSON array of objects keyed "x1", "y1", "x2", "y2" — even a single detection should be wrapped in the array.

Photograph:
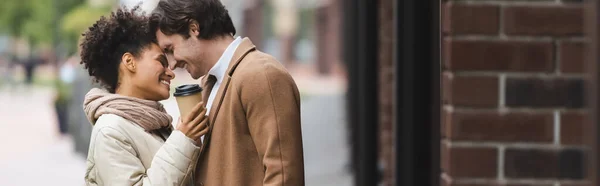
[{"x1": 207, "y1": 36, "x2": 243, "y2": 85}]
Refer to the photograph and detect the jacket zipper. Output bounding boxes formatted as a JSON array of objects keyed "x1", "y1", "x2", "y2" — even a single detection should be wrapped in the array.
[
  {"x1": 190, "y1": 152, "x2": 199, "y2": 185},
  {"x1": 191, "y1": 169, "x2": 195, "y2": 186}
]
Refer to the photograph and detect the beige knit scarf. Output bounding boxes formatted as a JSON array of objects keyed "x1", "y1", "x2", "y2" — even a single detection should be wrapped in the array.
[{"x1": 83, "y1": 88, "x2": 173, "y2": 131}]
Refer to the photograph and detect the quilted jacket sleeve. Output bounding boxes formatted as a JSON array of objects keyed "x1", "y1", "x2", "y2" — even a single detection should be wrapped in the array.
[{"x1": 90, "y1": 128, "x2": 199, "y2": 186}]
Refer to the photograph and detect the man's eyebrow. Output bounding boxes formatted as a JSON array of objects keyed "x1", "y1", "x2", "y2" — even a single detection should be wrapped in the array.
[
  {"x1": 155, "y1": 54, "x2": 168, "y2": 66},
  {"x1": 157, "y1": 54, "x2": 167, "y2": 60},
  {"x1": 162, "y1": 44, "x2": 172, "y2": 51}
]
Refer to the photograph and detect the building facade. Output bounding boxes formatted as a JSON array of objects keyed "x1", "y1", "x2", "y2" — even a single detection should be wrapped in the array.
[{"x1": 442, "y1": 0, "x2": 586, "y2": 185}]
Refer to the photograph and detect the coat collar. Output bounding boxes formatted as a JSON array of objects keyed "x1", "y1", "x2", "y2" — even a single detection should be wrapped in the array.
[{"x1": 226, "y1": 37, "x2": 256, "y2": 76}]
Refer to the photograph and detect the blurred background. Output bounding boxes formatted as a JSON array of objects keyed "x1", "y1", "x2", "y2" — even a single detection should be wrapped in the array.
[
  {"x1": 0, "y1": 0, "x2": 350, "y2": 185},
  {"x1": 1, "y1": 0, "x2": 599, "y2": 186}
]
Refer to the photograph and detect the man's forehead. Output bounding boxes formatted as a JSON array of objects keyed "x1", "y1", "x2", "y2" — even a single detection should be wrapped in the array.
[{"x1": 155, "y1": 30, "x2": 171, "y2": 47}]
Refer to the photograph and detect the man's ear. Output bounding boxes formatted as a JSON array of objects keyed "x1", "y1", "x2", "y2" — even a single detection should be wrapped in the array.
[
  {"x1": 189, "y1": 20, "x2": 200, "y2": 37},
  {"x1": 122, "y1": 52, "x2": 136, "y2": 73}
]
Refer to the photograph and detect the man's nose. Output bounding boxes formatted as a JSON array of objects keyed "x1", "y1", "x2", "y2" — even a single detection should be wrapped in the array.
[{"x1": 166, "y1": 54, "x2": 177, "y2": 70}]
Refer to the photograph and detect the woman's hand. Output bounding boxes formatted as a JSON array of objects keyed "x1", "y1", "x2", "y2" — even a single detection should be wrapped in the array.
[{"x1": 176, "y1": 102, "x2": 209, "y2": 145}]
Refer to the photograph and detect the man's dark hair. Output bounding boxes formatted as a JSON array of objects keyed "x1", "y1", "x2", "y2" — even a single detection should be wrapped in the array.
[
  {"x1": 80, "y1": 6, "x2": 156, "y2": 93},
  {"x1": 149, "y1": 0, "x2": 236, "y2": 39}
]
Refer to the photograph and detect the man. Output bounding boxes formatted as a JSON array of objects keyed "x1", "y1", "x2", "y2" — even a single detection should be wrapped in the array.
[{"x1": 150, "y1": 0, "x2": 305, "y2": 185}]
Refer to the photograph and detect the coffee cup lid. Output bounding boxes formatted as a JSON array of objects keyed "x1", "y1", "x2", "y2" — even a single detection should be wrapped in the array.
[{"x1": 174, "y1": 84, "x2": 203, "y2": 97}]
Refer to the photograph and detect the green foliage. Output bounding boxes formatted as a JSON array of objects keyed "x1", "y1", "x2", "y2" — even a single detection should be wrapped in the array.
[
  {"x1": 56, "y1": 0, "x2": 88, "y2": 51},
  {"x1": 61, "y1": 4, "x2": 112, "y2": 54},
  {"x1": 0, "y1": 0, "x2": 88, "y2": 47},
  {"x1": 21, "y1": 0, "x2": 55, "y2": 45},
  {"x1": 0, "y1": 0, "x2": 34, "y2": 37}
]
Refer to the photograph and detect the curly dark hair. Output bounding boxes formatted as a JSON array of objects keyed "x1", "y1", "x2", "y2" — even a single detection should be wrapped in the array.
[
  {"x1": 149, "y1": 0, "x2": 236, "y2": 39},
  {"x1": 80, "y1": 6, "x2": 156, "y2": 93}
]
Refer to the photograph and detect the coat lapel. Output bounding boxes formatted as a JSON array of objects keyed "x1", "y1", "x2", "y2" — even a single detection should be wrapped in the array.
[
  {"x1": 207, "y1": 37, "x2": 256, "y2": 123},
  {"x1": 200, "y1": 38, "x2": 256, "y2": 152}
]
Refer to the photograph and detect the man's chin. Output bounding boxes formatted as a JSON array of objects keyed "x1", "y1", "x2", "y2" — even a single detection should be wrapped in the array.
[
  {"x1": 190, "y1": 73, "x2": 202, "y2": 80},
  {"x1": 186, "y1": 69, "x2": 201, "y2": 79}
]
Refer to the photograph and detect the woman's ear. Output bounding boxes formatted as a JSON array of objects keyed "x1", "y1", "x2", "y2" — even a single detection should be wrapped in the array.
[
  {"x1": 122, "y1": 52, "x2": 136, "y2": 73},
  {"x1": 189, "y1": 20, "x2": 200, "y2": 37}
]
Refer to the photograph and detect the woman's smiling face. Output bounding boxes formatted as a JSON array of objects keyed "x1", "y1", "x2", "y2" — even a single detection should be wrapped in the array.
[{"x1": 122, "y1": 43, "x2": 175, "y2": 101}]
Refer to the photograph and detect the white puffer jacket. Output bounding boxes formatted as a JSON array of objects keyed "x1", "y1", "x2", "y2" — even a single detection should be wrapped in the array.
[{"x1": 85, "y1": 114, "x2": 199, "y2": 186}]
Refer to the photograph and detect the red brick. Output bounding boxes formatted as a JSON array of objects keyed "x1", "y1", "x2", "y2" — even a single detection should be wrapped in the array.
[
  {"x1": 442, "y1": 144, "x2": 498, "y2": 178},
  {"x1": 444, "y1": 40, "x2": 553, "y2": 72},
  {"x1": 446, "y1": 111, "x2": 554, "y2": 143},
  {"x1": 447, "y1": 183, "x2": 552, "y2": 186},
  {"x1": 560, "y1": 183, "x2": 591, "y2": 186},
  {"x1": 442, "y1": 108, "x2": 449, "y2": 138},
  {"x1": 447, "y1": 181, "x2": 578, "y2": 186},
  {"x1": 379, "y1": 130, "x2": 394, "y2": 186},
  {"x1": 505, "y1": 149, "x2": 558, "y2": 179},
  {"x1": 561, "y1": 111, "x2": 587, "y2": 145},
  {"x1": 449, "y1": 183, "x2": 502, "y2": 186},
  {"x1": 505, "y1": 78, "x2": 584, "y2": 108},
  {"x1": 443, "y1": 3, "x2": 500, "y2": 35},
  {"x1": 379, "y1": 70, "x2": 393, "y2": 133},
  {"x1": 442, "y1": 72, "x2": 452, "y2": 105},
  {"x1": 441, "y1": 142, "x2": 450, "y2": 174},
  {"x1": 504, "y1": 149, "x2": 584, "y2": 179},
  {"x1": 503, "y1": 6, "x2": 583, "y2": 36},
  {"x1": 559, "y1": 41, "x2": 584, "y2": 73},
  {"x1": 443, "y1": 75, "x2": 498, "y2": 107}
]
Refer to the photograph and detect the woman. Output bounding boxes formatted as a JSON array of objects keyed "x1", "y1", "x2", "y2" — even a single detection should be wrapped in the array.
[{"x1": 80, "y1": 7, "x2": 207, "y2": 185}]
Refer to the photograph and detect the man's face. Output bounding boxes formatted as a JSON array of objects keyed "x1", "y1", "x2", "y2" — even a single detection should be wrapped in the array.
[{"x1": 155, "y1": 30, "x2": 206, "y2": 79}]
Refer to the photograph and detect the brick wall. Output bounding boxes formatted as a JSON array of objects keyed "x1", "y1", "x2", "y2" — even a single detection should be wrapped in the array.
[
  {"x1": 379, "y1": 0, "x2": 394, "y2": 185},
  {"x1": 442, "y1": 0, "x2": 587, "y2": 186}
]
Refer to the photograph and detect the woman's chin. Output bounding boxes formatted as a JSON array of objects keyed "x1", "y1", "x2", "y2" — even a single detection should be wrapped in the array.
[
  {"x1": 158, "y1": 92, "x2": 170, "y2": 101},
  {"x1": 150, "y1": 90, "x2": 170, "y2": 101}
]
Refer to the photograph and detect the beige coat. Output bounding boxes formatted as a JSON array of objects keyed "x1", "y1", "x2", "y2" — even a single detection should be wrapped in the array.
[
  {"x1": 85, "y1": 114, "x2": 200, "y2": 185},
  {"x1": 194, "y1": 38, "x2": 305, "y2": 186}
]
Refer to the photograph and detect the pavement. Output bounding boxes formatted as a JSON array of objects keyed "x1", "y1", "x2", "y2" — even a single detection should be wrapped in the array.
[
  {"x1": 0, "y1": 67, "x2": 351, "y2": 185},
  {"x1": 0, "y1": 86, "x2": 87, "y2": 186},
  {"x1": 299, "y1": 95, "x2": 353, "y2": 186}
]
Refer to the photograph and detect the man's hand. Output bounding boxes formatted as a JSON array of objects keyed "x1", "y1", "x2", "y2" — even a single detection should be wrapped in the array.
[{"x1": 176, "y1": 102, "x2": 209, "y2": 145}]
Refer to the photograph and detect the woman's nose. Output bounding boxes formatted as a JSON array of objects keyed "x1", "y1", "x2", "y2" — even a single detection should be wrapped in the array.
[{"x1": 165, "y1": 68, "x2": 175, "y2": 80}]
